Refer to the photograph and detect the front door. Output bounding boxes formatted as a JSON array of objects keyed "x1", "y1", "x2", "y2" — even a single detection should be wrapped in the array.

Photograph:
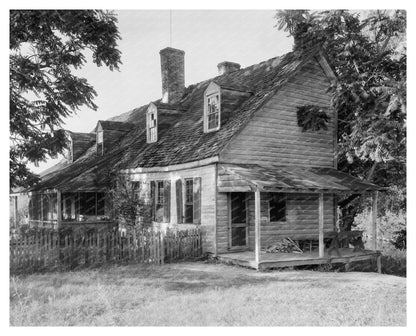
[{"x1": 229, "y1": 192, "x2": 248, "y2": 249}]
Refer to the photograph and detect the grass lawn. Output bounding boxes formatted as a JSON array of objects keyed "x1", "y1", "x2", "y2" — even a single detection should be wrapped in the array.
[{"x1": 10, "y1": 262, "x2": 406, "y2": 326}]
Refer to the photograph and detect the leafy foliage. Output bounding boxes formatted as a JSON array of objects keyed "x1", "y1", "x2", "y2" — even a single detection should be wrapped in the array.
[
  {"x1": 107, "y1": 175, "x2": 151, "y2": 230},
  {"x1": 276, "y1": 10, "x2": 406, "y2": 216},
  {"x1": 296, "y1": 105, "x2": 330, "y2": 132},
  {"x1": 10, "y1": 10, "x2": 122, "y2": 189},
  {"x1": 391, "y1": 229, "x2": 406, "y2": 250}
]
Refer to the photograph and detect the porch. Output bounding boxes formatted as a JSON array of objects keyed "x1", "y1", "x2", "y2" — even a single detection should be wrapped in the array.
[
  {"x1": 218, "y1": 248, "x2": 381, "y2": 272},
  {"x1": 216, "y1": 164, "x2": 384, "y2": 270},
  {"x1": 26, "y1": 190, "x2": 114, "y2": 230}
]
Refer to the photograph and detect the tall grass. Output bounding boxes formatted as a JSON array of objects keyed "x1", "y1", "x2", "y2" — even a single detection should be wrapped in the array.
[{"x1": 10, "y1": 262, "x2": 406, "y2": 326}]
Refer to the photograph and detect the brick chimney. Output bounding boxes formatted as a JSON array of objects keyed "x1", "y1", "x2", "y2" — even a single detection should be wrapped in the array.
[
  {"x1": 160, "y1": 47, "x2": 185, "y2": 104},
  {"x1": 217, "y1": 61, "x2": 241, "y2": 75}
]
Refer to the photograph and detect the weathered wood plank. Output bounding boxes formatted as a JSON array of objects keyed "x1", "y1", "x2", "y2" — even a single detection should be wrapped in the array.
[
  {"x1": 319, "y1": 192, "x2": 324, "y2": 257},
  {"x1": 221, "y1": 57, "x2": 335, "y2": 168},
  {"x1": 254, "y1": 190, "x2": 261, "y2": 266}
]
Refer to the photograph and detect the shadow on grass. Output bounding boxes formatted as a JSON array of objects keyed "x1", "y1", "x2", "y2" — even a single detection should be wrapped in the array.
[{"x1": 82, "y1": 261, "x2": 358, "y2": 293}]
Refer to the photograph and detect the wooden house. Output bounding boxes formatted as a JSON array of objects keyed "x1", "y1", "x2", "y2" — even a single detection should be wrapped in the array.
[{"x1": 13, "y1": 46, "x2": 382, "y2": 270}]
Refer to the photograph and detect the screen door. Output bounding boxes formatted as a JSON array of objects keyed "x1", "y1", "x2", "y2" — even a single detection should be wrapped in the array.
[{"x1": 229, "y1": 192, "x2": 248, "y2": 248}]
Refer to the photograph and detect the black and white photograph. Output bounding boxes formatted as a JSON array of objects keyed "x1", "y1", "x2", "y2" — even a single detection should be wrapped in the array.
[{"x1": 7, "y1": 3, "x2": 408, "y2": 328}]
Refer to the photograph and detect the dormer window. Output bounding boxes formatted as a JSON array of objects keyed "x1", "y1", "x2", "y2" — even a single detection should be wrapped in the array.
[
  {"x1": 147, "y1": 103, "x2": 158, "y2": 143},
  {"x1": 207, "y1": 94, "x2": 220, "y2": 129},
  {"x1": 97, "y1": 129, "x2": 104, "y2": 155},
  {"x1": 204, "y1": 82, "x2": 221, "y2": 133}
]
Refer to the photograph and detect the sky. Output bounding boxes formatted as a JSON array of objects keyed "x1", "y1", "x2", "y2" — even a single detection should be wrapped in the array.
[{"x1": 30, "y1": 9, "x2": 293, "y2": 173}]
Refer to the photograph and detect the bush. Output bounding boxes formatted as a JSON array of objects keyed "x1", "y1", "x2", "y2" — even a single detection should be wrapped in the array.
[
  {"x1": 354, "y1": 209, "x2": 406, "y2": 250},
  {"x1": 380, "y1": 249, "x2": 406, "y2": 277},
  {"x1": 391, "y1": 229, "x2": 406, "y2": 250}
]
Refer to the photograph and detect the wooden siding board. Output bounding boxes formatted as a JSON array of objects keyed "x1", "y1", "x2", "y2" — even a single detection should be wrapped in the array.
[
  {"x1": 220, "y1": 58, "x2": 335, "y2": 167},
  {"x1": 246, "y1": 193, "x2": 335, "y2": 250},
  {"x1": 216, "y1": 191, "x2": 335, "y2": 253},
  {"x1": 130, "y1": 164, "x2": 216, "y2": 254}
]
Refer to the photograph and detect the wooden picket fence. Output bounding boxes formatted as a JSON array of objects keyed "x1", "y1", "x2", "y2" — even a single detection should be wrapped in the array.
[{"x1": 10, "y1": 228, "x2": 202, "y2": 274}]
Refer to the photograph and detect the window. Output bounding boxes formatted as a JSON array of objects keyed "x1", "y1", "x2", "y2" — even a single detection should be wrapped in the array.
[
  {"x1": 176, "y1": 177, "x2": 201, "y2": 224},
  {"x1": 147, "y1": 104, "x2": 158, "y2": 143},
  {"x1": 269, "y1": 193, "x2": 286, "y2": 222},
  {"x1": 207, "y1": 94, "x2": 220, "y2": 130},
  {"x1": 184, "y1": 179, "x2": 193, "y2": 223},
  {"x1": 96, "y1": 192, "x2": 106, "y2": 216},
  {"x1": 79, "y1": 192, "x2": 97, "y2": 216},
  {"x1": 204, "y1": 82, "x2": 221, "y2": 132},
  {"x1": 152, "y1": 180, "x2": 170, "y2": 223},
  {"x1": 148, "y1": 113, "x2": 157, "y2": 142}
]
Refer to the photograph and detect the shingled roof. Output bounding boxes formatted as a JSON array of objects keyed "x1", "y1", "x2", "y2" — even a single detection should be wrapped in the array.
[
  {"x1": 96, "y1": 120, "x2": 135, "y2": 132},
  {"x1": 29, "y1": 49, "x2": 328, "y2": 192},
  {"x1": 218, "y1": 164, "x2": 384, "y2": 193}
]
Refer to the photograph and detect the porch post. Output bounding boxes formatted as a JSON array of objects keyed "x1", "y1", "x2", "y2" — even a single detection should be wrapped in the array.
[
  {"x1": 57, "y1": 191, "x2": 62, "y2": 229},
  {"x1": 254, "y1": 189, "x2": 261, "y2": 267},
  {"x1": 40, "y1": 193, "x2": 44, "y2": 227},
  {"x1": 318, "y1": 192, "x2": 324, "y2": 258},
  {"x1": 13, "y1": 196, "x2": 18, "y2": 228},
  {"x1": 371, "y1": 191, "x2": 379, "y2": 250}
]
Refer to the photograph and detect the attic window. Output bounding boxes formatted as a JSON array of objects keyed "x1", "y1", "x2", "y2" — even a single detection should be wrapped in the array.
[
  {"x1": 204, "y1": 82, "x2": 221, "y2": 133},
  {"x1": 147, "y1": 104, "x2": 158, "y2": 143},
  {"x1": 97, "y1": 130, "x2": 103, "y2": 155}
]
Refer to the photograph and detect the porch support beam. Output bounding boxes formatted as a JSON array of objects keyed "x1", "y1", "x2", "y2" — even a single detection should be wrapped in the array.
[
  {"x1": 40, "y1": 193, "x2": 44, "y2": 227},
  {"x1": 57, "y1": 191, "x2": 62, "y2": 229},
  {"x1": 254, "y1": 189, "x2": 261, "y2": 267},
  {"x1": 371, "y1": 191, "x2": 379, "y2": 251},
  {"x1": 318, "y1": 192, "x2": 324, "y2": 258},
  {"x1": 13, "y1": 196, "x2": 18, "y2": 228}
]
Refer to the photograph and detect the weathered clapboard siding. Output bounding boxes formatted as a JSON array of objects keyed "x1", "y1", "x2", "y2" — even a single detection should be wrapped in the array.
[
  {"x1": 216, "y1": 192, "x2": 229, "y2": 253},
  {"x1": 247, "y1": 193, "x2": 335, "y2": 249},
  {"x1": 220, "y1": 58, "x2": 335, "y2": 167},
  {"x1": 215, "y1": 191, "x2": 335, "y2": 253},
  {"x1": 129, "y1": 164, "x2": 216, "y2": 253}
]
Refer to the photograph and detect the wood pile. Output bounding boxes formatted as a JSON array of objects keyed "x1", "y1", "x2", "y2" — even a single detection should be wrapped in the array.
[{"x1": 263, "y1": 237, "x2": 303, "y2": 254}]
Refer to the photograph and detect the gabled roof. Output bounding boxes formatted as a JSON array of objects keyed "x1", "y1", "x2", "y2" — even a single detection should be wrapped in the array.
[
  {"x1": 30, "y1": 49, "x2": 334, "y2": 192},
  {"x1": 113, "y1": 50, "x2": 311, "y2": 169}
]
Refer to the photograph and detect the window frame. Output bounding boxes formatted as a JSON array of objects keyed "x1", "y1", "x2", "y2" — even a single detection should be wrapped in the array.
[
  {"x1": 153, "y1": 180, "x2": 166, "y2": 223},
  {"x1": 96, "y1": 128, "x2": 104, "y2": 156},
  {"x1": 206, "y1": 93, "x2": 220, "y2": 131},
  {"x1": 147, "y1": 103, "x2": 158, "y2": 143},
  {"x1": 269, "y1": 193, "x2": 287, "y2": 222},
  {"x1": 204, "y1": 82, "x2": 221, "y2": 133},
  {"x1": 184, "y1": 178, "x2": 194, "y2": 224}
]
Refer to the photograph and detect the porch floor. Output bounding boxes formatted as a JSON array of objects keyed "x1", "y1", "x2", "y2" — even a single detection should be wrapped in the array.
[{"x1": 217, "y1": 248, "x2": 381, "y2": 271}]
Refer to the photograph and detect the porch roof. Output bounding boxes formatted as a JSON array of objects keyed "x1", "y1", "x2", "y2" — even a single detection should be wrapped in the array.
[{"x1": 217, "y1": 164, "x2": 382, "y2": 193}]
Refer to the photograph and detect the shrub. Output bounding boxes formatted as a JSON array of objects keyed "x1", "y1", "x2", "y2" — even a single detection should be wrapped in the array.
[
  {"x1": 380, "y1": 248, "x2": 406, "y2": 277},
  {"x1": 391, "y1": 229, "x2": 406, "y2": 250}
]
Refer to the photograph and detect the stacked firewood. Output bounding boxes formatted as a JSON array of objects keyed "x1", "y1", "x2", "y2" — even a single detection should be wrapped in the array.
[{"x1": 263, "y1": 237, "x2": 303, "y2": 254}]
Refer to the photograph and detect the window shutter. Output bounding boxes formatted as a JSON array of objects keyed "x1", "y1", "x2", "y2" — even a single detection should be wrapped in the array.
[
  {"x1": 150, "y1": 181, "x2": 156, "y2": 221},
  {"x1": 176, "y1": 179, "x2": 183, "y2": 224},
  {"x1": 163, "y1": 180, "x2": 171, "y2": 222},
  {"x1": 193, "y1": 177, "x2": 201, "y2": 224}
]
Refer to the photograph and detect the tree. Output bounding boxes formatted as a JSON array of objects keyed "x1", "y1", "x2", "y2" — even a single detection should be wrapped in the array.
[
  {"x1": 275, "y1": 10, "x2": 406, "y2": 216},
  {"x1": 10, "y1": 10, "x2": 122, "y2": 189}
]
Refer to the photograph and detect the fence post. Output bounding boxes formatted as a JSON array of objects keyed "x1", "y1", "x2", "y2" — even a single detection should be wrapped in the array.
[{"x1": 161, "y1": 231, "x2": 165, "y2": 265}]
